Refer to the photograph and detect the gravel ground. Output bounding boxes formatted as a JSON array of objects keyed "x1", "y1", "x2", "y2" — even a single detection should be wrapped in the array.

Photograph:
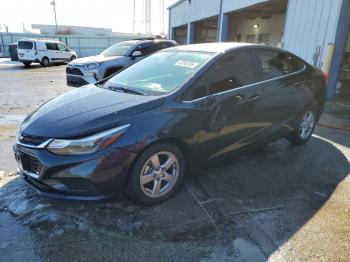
[{"x1": 0, "y1": 59, "x2": 350, "y2": 261}]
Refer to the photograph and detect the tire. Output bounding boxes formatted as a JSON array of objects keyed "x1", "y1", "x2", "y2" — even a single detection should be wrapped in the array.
[
  {"x1": 287, "y1": 108, "x2": 316, "y2": 146},
  {"x1": 23, "y1": 62, "x2": 31, "y2": 67},
  {"x1": 41, "y1": 57, "x2": 50, "y2": 67},
  {"x1": 70, "y1": 55, "x2": 76, "y2": 62},
  {"x1": 127, "y1": 142, "x2": 186, "y2": 205}
]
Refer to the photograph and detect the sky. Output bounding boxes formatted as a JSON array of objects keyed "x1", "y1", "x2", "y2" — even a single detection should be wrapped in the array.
[{"x1": 0, "y1": 0, "x2": 178, "y2": 34}]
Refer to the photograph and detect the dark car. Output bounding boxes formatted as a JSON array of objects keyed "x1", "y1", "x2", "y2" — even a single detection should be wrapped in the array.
[
  {"x1": 66, "y1": 39, "x2": 177, "y2": 87},
  {"x1": 14, "y1": 43, "x2": 326, "y2": 205}
]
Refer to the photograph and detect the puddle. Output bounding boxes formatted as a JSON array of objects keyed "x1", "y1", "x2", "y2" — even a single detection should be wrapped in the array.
[
  {"x1": 233, "y1": 239, "x2": 266, "y2": 262},
  {"x1": 0, "y1": 115, "x2": 26, "y2": 125}
]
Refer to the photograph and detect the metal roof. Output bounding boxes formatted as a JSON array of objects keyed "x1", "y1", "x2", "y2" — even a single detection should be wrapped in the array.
[{"x1": 167, "y1": 0, "x2": 187, "y2": 10}]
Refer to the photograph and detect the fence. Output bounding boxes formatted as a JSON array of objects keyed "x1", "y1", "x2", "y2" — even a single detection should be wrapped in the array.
[{"x1": 0, "y1": 32, "x2": 152, "y2": 58}]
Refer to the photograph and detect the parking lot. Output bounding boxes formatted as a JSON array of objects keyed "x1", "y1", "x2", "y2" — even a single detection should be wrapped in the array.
[{"x1": 1, "y1": 59, "x2": 350, "y2": 261}]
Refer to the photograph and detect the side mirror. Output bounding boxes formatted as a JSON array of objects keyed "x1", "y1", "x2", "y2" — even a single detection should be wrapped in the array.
[{"x1": 131, "y1": 50, "x2": 142, "y2": 58}]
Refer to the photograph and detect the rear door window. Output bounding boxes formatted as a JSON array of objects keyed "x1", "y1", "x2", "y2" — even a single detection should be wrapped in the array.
[
  {"x1": 57, "y1": 43, "x2": 67, "y2": 51},
  {"x1": 152, "y1": 42, "x2": 175, "y2": 52},
  {"x1": 46, "y1": 43, "x2": 59, "y2": 50},
  {"x1": 133, "y1": 43, "x2": 153, "y2": 56},
  {"x1": 256, "y1": 50, "x2": 304, "y2": 81},
  {"x1": 18, "y1": 41, "x2": 33, "y2": 50}
]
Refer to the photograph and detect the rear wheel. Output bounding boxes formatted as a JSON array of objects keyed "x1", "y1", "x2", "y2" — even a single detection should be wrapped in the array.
[
  {"x1": 23, "y1": 62, "x2": 31, "y2": 67},
  {"x1": 127, "y1": 143, "x2": 185, "y2": 205},
  {"x1": 70, "y1": 55, "x2": 76, "y2": 61},
  {"x1": 287, "y1": 109, "x2": 316, "y2": 145},
  {"x1": 41, "y1": 57, "x2": 50, "y2": 67}
]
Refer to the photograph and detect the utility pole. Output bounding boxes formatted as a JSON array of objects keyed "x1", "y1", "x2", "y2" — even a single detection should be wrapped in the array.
[
  {"x1": 133, "y1": 0, "x2": 136, "y2": 33},
  {"x1": 144, "y1": 0, "x2": 151, "y2": 34},
  {"x1": 160, "y1": 0, "x2": 165, "y2": 35},
  {"x1": 51, "y1": 0, "x2": 58, "y2": 34}
]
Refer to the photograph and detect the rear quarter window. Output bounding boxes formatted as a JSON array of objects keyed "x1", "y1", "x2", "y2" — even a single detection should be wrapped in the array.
[
  {"x1": 256, "y1": 50, "x2": 305, "y2": 81},
  {"x1": 18, "y1": 41, "x2": 33, "y2": 50}
]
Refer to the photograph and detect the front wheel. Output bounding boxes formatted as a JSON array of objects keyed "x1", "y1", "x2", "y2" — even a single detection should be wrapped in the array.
[
  {"x1": 287, "y1": 109, "x2": 316, "y2": 145},
  {"x1": 127, "y1": 143, "x2": 186, "y2": 205},
  {"x1": 70, "y1": 55, "x2": 76, "y2": 61}
]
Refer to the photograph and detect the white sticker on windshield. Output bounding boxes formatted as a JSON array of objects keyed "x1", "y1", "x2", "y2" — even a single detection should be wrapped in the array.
[{"x1": 175, "y1": 60, "x2": 200, "y2": 69}]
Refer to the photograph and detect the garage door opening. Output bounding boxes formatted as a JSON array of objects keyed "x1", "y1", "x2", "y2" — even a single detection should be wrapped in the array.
[
  {"x1": 226, "y1": 0, "x2": 288, "y2": 47},
  {"x1": 194, "y1": 16, "x2": 218, "y2": 44},
  {"x1": 174, "y1": 25, "x2": 188, "y2": 45},
  {"x1": 335, "y1": 28, "x2": 350, "y2": 102}
]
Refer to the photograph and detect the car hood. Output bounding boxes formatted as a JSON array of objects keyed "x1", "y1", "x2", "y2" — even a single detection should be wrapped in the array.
[
  {"x1": 69, "y1": 55, "x2": 124, "y2": 65},
  {"x1": 20, "y1": 85, "x2": 165, "y2": 138}
]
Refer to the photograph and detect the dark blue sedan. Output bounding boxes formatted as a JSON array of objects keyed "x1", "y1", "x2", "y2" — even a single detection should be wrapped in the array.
[{"x1": 14, "y1": 43, "x2": 326, "y2": 205}]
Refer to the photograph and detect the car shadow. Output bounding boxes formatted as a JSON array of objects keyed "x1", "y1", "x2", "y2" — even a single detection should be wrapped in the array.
[
  {"x1": 315, "y1": 125, "x2": 350, "y2": 148},
  {"x1": 0, "y1": 134, "x2": 349, "y2": 261},
  {"x1": 0, "y1": 62, "x2": 66, "y2": 71}
]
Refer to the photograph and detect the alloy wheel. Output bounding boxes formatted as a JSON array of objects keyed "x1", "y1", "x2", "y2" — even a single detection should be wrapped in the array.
[
  {"x1": 299, "y1": 111, "x2": 315, "y2": 140},
  {"x1": 140, "y1": 151, "x2": 179, "y2": 198}
]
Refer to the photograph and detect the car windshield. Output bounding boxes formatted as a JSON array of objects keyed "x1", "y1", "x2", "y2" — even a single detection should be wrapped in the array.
[
  {"x1": 100, "y1": 41, "x2": 136, "y2": 57},
  {"x1": 102, "y1": 51, "x2": 215, "y2": 96}
]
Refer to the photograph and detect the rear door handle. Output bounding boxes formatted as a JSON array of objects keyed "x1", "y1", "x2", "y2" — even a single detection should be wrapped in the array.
[
  {"x1": 247, "y1": 95, "x2": 261, "y2": 103},
  {"x1": 294, "y1": 81, "x2": 304, "y2": 86}
]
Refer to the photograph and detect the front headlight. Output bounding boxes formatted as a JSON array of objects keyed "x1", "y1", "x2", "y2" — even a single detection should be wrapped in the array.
[
  {"x1": 84, "y1": 62, "x2": 102, "y2": 70},
  {"x1": 47, "y1": 124, "x2": 130, "y2": 155}
]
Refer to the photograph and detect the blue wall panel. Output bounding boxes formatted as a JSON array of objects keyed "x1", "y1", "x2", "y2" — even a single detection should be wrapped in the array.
[
  {"x1": 283, "y1": 0, "x2": 343, "y2": 68},
  {"x1": 170, "y1": 0, "x2": 221, "y2": 27},
  {"x1": 170, "y1": 0, "x2": 270, "y2": 28}
]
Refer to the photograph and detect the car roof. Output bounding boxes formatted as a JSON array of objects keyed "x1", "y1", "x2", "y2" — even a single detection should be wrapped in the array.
[
  {"x1": 18, "y1": 39, "x2": 61, "y2": 43},
  {"x1": 130, "y1": 39, "x2": 175, "y2": 44},
  {"x1": 168, "y1": 42, "x2": 260, "y2": 53}
]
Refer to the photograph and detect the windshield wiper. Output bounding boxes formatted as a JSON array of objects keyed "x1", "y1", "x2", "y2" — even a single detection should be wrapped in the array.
[{"x1": 106, "y1": 86, "x2": 147, "y2": 96}]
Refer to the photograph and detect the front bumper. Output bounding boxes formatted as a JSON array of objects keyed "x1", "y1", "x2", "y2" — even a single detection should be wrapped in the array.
[{"x1": 13, "y1": 143, "x2": 137, "y2": 201}]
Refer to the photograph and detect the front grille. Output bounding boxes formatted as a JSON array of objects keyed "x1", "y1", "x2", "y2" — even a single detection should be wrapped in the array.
[
  {"x1": 20, "y1": 152, "x2": 43, "y2": 176},
  {"x1": 20, "y1": 134, "x2": 48, "y2": 146},
  {"x1": 66, "y1": 67, "x2": 83, "y2": 76},
  {"x1": 24, "y1": 175, "x2": 53, "y2": 192},
  {"x1": 19, "y1": 134, "x2": 48, "y2": 146},
  {"x1": 59, "y1": 178, "x2": 97, "y2": 192}
]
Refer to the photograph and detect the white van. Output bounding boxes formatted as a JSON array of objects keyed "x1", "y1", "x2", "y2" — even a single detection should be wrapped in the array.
[{"x1": 17, "y1": 39, "x2": 77, "y2": 67}]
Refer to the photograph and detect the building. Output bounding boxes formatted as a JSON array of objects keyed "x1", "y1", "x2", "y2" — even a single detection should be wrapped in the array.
[{"x1": 168, "y1": 0, "x2": 350, "y2": 100}]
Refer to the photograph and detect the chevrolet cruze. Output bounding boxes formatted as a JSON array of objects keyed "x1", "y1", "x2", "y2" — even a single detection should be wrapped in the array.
[{"x1": 14, "y1": 43, "x2": 326, "y2": 205}]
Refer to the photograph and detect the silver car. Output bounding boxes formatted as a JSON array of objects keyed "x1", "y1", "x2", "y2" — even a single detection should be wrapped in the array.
[{"x1": 66, "y1": 39, "x2": 177, "y2": 87}]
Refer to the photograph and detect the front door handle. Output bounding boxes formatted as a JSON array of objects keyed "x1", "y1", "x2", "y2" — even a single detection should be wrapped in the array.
[
  {"x1": 233, "y1": 95, "x2": 244, "y2": 102},
  {"x1": 247, "y1": 95, "x2": 261, "y2": 103}
]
